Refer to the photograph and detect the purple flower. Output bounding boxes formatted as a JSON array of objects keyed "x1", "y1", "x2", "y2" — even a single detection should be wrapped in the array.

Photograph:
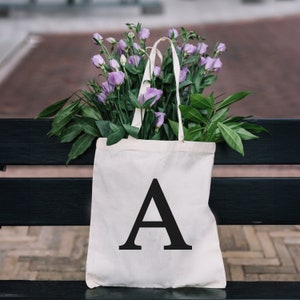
[
  {"x1": 133, "y1": 42, "x2": 141, "y2": 51},
  {"x1": 128, "y1": 55, "x2": 141, "y2": 67},
  {"x1": 138, "y1": 87, "x2": 163, "y2": 106},
  {"x1": 108, "y1": 71, "x2": 125, "y2": 86},
  {"x1": 200, "y1": 56, "x2": 207, "y2": 66},
  {"x1": 204, "y1": 57, "x2": 215, "y2": 70},
  {"x1": 197, "y1": 42, "x2": 208, "y2": 55},
  {"x1": 217, "y1": 42, "x2": 226, "y2": 53},
  {"x1": 117, "y1": 39, "x2": 128, "y2": 55},
  {"x1": 183, "y1": 43, "x2": 197, "y2": 55},
  {"x1": 154, "y1": 112, "x2": 166, "y2": 128},
  {"x1": 91, "y1": 54, "x2": 105, "y2": 68},
  {"x1": 92, "y1": 33, "x2": 103, "y2": 44},
  {"x1": 139, "y1": 28, "x2": 150, "y2": 40},
  {"x1": 102, "y1": 81, "x2": 114, "y2": 94},
  {"x1": 213, "y1": 58, "x2": 223, "y2": 72},
  {"x1": 97, "y1": 92, "x2": 107, "y2": 104},
  {"x1": 153, "y1": 65, "x2": 161, "y2": 77},
  {"x1": 109, "y1": 59, "x2": 120, "y2": 71},
  {"x1": 167, "y1": 28, "x2": 179, "y2": 39},
  {"x1": 203, "y1": 57, "x2": 222, "y2": 72},
  {"x1": 179, "y1": 66, "x2": 189, "y2": 82}
]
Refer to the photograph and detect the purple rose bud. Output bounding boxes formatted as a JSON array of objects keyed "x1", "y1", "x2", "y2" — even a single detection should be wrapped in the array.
[
  {"x1": 154, "y1": 112, "x2": 166, "y2": 128},
  {"x1": 200, "y1": 56, "x2": 207, "y2": 66},
  {"x1": 117, "y1": 39, "x2": 128, "y2": 55},
  {"x1": 91, "y1": 54, "x2": 105, "y2": 68},
  {"x1": 92, "y1": 33, "x2": 103, "y2": 44},
  {"x1": 197, "y1": 42, "x2": 208, "y2": 55},
  {"x1": 128, "y1": 55, "x2": 141, "y2": 67},
  {"x1": 183, "y1": 43, "x2": 197, "y2": 55},
  {"x1": 217, "y1": 42, "x2": 226, "y2": 53},
  {"x1": 153, "y1": 65, "x2": 161, "y2": 77},
  {"x1": 138, "y1": 87, "x2": 163, "y2": 106},
  {"x1": 133, "y1": 42, "x2": 141, "y2": 51},
  {"x1": 118, "y1": 39, "x2": 127, "y2": 50},
  {"x1": 179, "y1": 66, "x2": 189, "y2": 82},
  {"x1": 139, "y1": 28, "x2": 150, "y2": 40},
  {"x1": 97, "y1": 92, "x2": 107, "y2": 104},
  {"x1": 109, "y1": 59, "x2": 120, "y2": 71},
  {"x1": 167, "y1": 28, "x2": 179, "y2": 39},
  {"x1": 213, "y1": 57, "x2": 223, "y2": 72},
  {"x1": 108, "y1": 71, "x2": 125, "y2": 86},
  {"x1": 102, "y1": 81, "x2": 114, "y2": 94}
]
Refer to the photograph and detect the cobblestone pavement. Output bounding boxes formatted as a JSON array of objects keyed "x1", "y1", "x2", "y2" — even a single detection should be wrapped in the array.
[
  {"x1": 0, "y1": 14, "x2": 300, "y2": 281},
  {"x1": 1, "y1": 225, "x2": 300, "y2": 281}
]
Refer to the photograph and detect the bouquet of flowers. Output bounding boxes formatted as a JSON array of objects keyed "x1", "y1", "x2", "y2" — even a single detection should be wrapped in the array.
[{"x1": 37, "y1": 23, "x2": 265, "y2": 163}]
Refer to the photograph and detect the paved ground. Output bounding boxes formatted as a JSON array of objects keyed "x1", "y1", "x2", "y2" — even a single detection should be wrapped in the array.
[{"x1": 0, "y1": 0, "x2": 300, "y2": 282}]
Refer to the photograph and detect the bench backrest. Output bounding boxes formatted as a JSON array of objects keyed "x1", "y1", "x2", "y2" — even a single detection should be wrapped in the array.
[{"x1": 0, "y1": 119, "x2": 299, "y2": 226}]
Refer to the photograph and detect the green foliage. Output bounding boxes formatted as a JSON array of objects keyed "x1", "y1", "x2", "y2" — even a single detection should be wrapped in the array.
[
  {"x1": 36, "y1": 23, "x2": 266, "y2": 163},
  {"x1": 168, "y1": 92, "x2": 265, "y2": 155}
]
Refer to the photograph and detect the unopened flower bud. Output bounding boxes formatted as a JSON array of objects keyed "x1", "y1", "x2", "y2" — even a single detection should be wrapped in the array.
[
  {"x1": 106, "y1": 37, "x2": 117, "y2": 44},
  {"x1": 120, "y1": 54, "x2": 127, "y2": 66},
  {"x1": 92, "y1": 33, "x2": 103, "y2": 44}
]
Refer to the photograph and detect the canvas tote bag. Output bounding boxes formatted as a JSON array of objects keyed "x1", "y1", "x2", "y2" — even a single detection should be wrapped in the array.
[{"x1": 86, "y1": 37, "x2": 226, "y2": 289}]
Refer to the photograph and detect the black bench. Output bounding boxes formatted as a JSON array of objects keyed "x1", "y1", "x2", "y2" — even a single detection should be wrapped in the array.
[{"x1": 0, "y1": 118, "x2": 300, "y2": 299}]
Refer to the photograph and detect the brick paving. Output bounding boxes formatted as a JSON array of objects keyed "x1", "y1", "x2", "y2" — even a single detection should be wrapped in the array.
[{"x1": 1, "y1": 15, "x2": 300, "y2": 281}]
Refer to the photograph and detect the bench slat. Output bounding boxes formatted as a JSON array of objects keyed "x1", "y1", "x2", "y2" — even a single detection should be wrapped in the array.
[
  {"x1": 1, "y1": 119, "x2": 300, "y2": 165},
  {"x1": 1, "y1": 177, "x2": 299, "y2": 226},
  {"x1": 0, "y1": 280, "x2": 300, "y2": 299}
]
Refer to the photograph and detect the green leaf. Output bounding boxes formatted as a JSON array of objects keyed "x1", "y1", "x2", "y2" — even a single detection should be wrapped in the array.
[
  {"x1": 107, "y1": 126, "x2": 125, "y2": 145},
  {"x1": 81, "y1": 105, "x2": 102, "y2": 120},
  {"x1": 169, "y1": 120, "x2": 179, "y2": 137},
  {"x1": 201, "y1": 75, "x2": 217, "y2": 88},
  {"x1": 185, "y1": 125, "x2": 202, "y2": 141},
  {"x1": 182, "y1": 55, "x2": 199, "y2": 66},
  {"x1": 212, "y1": 108, "x2": 229, "y2": 123},
  {"x1": 67, "y1": 133, "x2": 95, "y2": 164},
  {"x1": 237, "y1": 128, "x2": 259, "y2": 140},
  {"x1": 217, "y1": 91, "x2": 251, "y2": 111},
  {"x1": 50, "y1": 100, "x2": 82, "y2": 136},
  {"x1": 179, "y1": 80, "x2": 193, "y2": 90},
  {"x1": 190, "y1": 93, "x2": 214, "y2": 110},
  {"x1": 35, "y1": 96, "x2": 71, "y2": 119},
  {"x1": 95, "y1": 120, "x2": 111, "y2": 137},
  {"x1": 123, "y1": 124, "x2": 139, "y2": 138},
  {"x1": 243, "y1": 122, "x2": 270, "y2": 134},
  {"x1": 168, "y1": 120, "x2": 188, "y2": 139},
  {"x1": 128, "y1": 91, "x2": 141, "y2": 108},
  {"x1": 218, "y1": 122, "x2": 244, "y2": 156},
  {"x1": 80, "y1": 90, "x2": 95, "y2": 102},
  {"x1": 59, "y1": 123, "x2": 83, "y2": 143},
  {"x1": 180, "y1": 105, "x2": 208, "y2": 125},
  {"x1": 125, "y1": 63, "x2": 139, "y2": 75},
  {"x1": 77, "y1": 118, "x2": 100, "y2": 137},
  {"x1": 162, "y1": 73, "x2": 174, "y2": 84}
]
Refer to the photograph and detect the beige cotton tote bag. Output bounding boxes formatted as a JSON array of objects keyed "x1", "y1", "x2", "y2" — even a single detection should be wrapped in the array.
[{"x1": 86, "y1": 37, "x2": 226, "y2": 289}]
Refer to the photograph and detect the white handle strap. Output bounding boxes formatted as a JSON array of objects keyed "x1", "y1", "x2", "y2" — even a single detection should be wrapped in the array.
[{"x1": 131, "y1": 37, "x2": 184, "y2": 142}]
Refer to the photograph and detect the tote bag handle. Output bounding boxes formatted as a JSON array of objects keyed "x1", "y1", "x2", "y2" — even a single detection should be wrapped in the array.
[{"x1": 131, "y1": 37, "x2": 184, "y2": 142}]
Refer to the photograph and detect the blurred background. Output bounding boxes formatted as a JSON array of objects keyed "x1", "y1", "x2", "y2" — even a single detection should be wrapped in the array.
[
  {"x1": 0, "y1": 0, "x2": 300, "y2": 282},
  {"x1": 1, "y1": 0, "x2": 300, "y2": 118}
]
